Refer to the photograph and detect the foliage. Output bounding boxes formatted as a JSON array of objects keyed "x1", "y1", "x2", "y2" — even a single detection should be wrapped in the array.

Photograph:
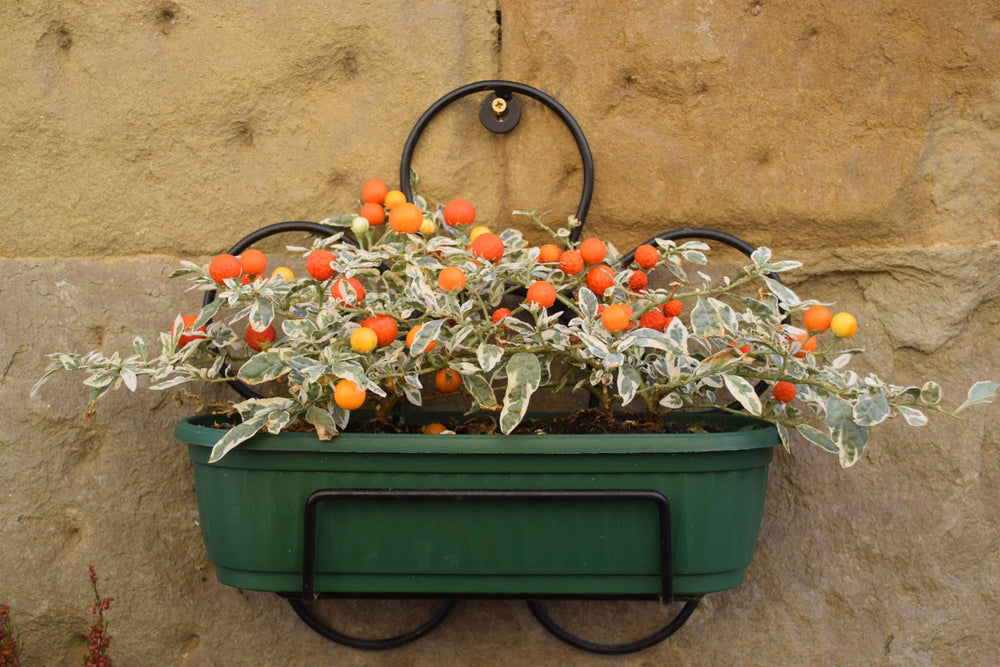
[
  {"x1": 33, "y1": 197, "x2": 997, "y2": 466},
  {"x1": 83, "y1": 566, "x2": 113, "y2": 667},
  {"x1": 0, "y1": 567, "x2": 115, "y2": 666},
  {"x1": 0, "y1": 605, "x2": 22, "y2": 667}
]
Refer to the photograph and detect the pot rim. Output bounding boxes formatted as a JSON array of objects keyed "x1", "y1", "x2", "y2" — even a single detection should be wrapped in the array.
[{"x1": 175, "y1": 411, "x2": 779, "y2": 456}]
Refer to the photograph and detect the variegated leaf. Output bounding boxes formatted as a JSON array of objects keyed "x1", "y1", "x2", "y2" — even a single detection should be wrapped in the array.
[
  {"x1": 500, "y1": 352, "x2": 541, "y2": 434},
  {"x1": 826, "y1": 395, "x2": 868, "y2": 467},
  {"x1": 896, "y1": 405, "x2": 928, "y2": 427},
  {"x1": 723, "y1": 373, "x2": 762, "y2": 415},
  {"x1": 853, "y1": 392, "x2": 891, "y2": 425},
  {"x1": 617, "y1": 364, "x2": 642, "y2": 405},
  {"x1": 690, "y1": 298, "x2": 725, "y2": 337},
  {"x1": 762, "y1": 276, "x2": 801, "y2": 308},
  {"x1": 476, "y1": 343, "x2": 504, "y2": 372},
  {"x1": 796, "y1": 424, "x2": 839, "y2": 453},
  {"x1": 208, "y1": 416, "x2": 267, "y2": 463},
  {"x1": 956, "y1": 381, "x2": 999, "y2": 413},
  {"x1": 464, "y1": 371, "x2": 499, "y2": 410}
]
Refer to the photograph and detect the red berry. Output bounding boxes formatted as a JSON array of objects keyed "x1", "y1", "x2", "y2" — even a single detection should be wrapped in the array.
[
  {"x1": 663, "y1": 299, "x2": 683, "y2": 317},
  {"x1": 628, "y1": 270, "x2": 648, "y2": 292},
  {"x1": 773, "y1": 381, "x2": 796, "y2": 403}
]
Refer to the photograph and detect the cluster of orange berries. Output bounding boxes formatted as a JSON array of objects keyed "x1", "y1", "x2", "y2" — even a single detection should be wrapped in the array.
[
  {"x1": 181, "y1": 182, "x2": 865, "y2": 416},
  {"x1": 520, "y1": 240, "x2": 682, "y2": 334},
  {"x1": 772, "y1": 305, "x2": 858, "y2": 404},
  {"x1": 358, "y1": 178, "x2": 476, "y2": 235}
]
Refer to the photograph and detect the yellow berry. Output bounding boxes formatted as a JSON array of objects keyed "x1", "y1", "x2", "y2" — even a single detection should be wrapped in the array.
[
  {"x1": 830, "y1": 312, "x2": 858, "y2": 338},
  {"x1": 349, "y1": 327, "x2": 378, "y2": 353},
  {"x1": 271, "y1": 266, "x2": 294, "y2": 281}
]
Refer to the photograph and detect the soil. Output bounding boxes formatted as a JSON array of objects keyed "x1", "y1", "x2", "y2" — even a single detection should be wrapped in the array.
[{"x1": 345, "y1": 408, "x2": 707, "y2": 435}]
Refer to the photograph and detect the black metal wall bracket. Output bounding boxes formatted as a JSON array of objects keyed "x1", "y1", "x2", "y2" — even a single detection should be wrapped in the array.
[
  {"x1": 284, "y1": 487, "x2": 700, "y2": 654},
  {"x1": 399, "y1": 80, "x2": 594, "y2": 243}
]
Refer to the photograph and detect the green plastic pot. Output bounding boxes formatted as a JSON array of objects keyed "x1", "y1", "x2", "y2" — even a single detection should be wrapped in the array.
[{"x1": 175, "y1": 412, "x2": 777, "y2": 599}]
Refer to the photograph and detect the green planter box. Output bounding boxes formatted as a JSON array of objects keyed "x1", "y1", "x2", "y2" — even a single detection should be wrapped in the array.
[{"x1": 175, "y1": 412, "x2": 777, "y2": 599}]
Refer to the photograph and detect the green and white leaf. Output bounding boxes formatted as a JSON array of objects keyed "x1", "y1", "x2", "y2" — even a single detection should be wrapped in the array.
[
  {"x1": 690, "y1": 298, "x2": 727, "y2": 337},
  {"x1": 762, "y1": 276, "x2": 802, "y2": 308},
  {"x1": 853, "y1": 392, "x2": 891, "y2": 426},
  {"x1": 919, "y1": 381, "x2": 942, "y2": 405},
  {"x1": 796, "y1": 424, "x2": 839, "y2": 453},
  {"x1": 463, "y1": 372, "x2": 499, "y2": 410},
  {"x1": 826, "y1": 396, "x2": 868, "y2": 467},
  {"x1": 723, "y1": 373, "x2": 761, "y2": 415},
  {"x1": 476, "y1": 343, "x2": 504, "y2": 372},
  {"x1": 208, "y1": 416, "x2": 266, "y2": 463},
  {"x1": 896, "y1": 405, "x2": 928, "y2": 427},
  {"x1": 500, "y1": 352, "x2": 541, "y2": 434},
  {"x1": 617, "y1": 364, "x2": 642, "y2": 405},
  {"x1": 955, "y1": 381, "x2": 998, "y2": 413}
]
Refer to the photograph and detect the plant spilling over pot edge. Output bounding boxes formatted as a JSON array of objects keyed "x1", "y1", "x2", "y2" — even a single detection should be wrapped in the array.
[{"x1": 33, "y1": 181, "x2": 997, "y2": 466}]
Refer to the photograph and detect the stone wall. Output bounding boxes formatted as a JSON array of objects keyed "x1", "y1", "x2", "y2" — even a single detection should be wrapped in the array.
[{"x1": 2, "y1": 1, "x2": 999, "y2": 664}]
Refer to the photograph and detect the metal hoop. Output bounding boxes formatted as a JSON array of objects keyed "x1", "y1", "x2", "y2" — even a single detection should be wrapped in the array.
[
  {"x1": 200, "y1": 220, "x2": 342, "y2": 400},
  {"x1": 619, "y1": 227, "x2": 790, "y2": 402},
  {"x1": 527, "y1": 597, "x2": 701, "y2": 655},
  {"x1": 399, "y1": 80, "x2": 594, "y2": 242},
  {"x1": 287, "y1": 598, "x2": 457, "y2": 651}
]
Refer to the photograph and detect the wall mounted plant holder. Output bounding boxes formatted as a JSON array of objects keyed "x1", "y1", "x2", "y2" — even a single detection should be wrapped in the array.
[{"x1": 173, "y1": 81, "x2": 780, "y2": 654}]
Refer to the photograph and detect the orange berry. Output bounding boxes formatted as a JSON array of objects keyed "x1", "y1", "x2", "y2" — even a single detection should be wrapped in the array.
[
  {"x1": 389, "y1": 202, "x2": 423, "y2": 234},
  {"x1": 438, "y1": 266, "x2": 467, "y2": 291},
  {"x1": 423, "y1": 422, "x2": 448, "y2": 435},
  {"x1": 601, "y1": 303, "x2": 633, "y2": 331},
  {"x1": 803, "y1": 305, "x2": 833, "y2": 332},
  {"x1": 525, "y1": 281, "x2": 557, "y2": 308},
  {"x1": 628, "y1": 270, "x2": 648, "y2": 292},
  {"x1": 209, "y1": 254, "x2": 241, "y2": 284},
  {"x1": 578, "y1": 237, "x2": 607, "y2": 265},
  {"x1": 359, "y1": 315, "x2": 398, "y2": 347},
  {"x1": 359, "y1": 202, "x2": 386, "y2": 226},
  {"x1": 306, "y1": 249, "x2": 336, "y2": 281},
  {"x1": 384, "y1": 189, "x2": 407, "y2": 210},
  {"x1": 537, "y1": 244, "x2": 562, "y2": 263},
  {"x1": 791, "y1": 332, "x2": 817, "y2": 357},
  {"x1": 331, "y1": 277, "x2": 364, "y2": 306},
  {"x1": 773, "y1": 381, "x2": 796, "y2": 403},
  {"x1": 334, "y1": 379, "x2": 367, "y2": 410},
  {"x1": 634, "y1": 244, "x2": 659, "y2": 270},
  {"x1": 663, "y1": 299, "x2": 683, "y2": 317},
  {"x1": 172, "y1": 315, "x2": 207, "y2": 348},
  {"x1": 435, "y1": 368, "x2": 462, "y2": 393},
  {"x1": 492, "y1": 307, "x2": 511, "y2": 324},
  {"x1": 471, "y1": 233, "x2": 505, "y2": 263},
  {"x1": 245, "y1": 324, "x2": 277, "y2": 351},
  {"x1": 443, "y1": 199, "x2": 476, "y2": 225},
  {"x1": 558, "y1": 249, "x2": 585, "y2": 275},
  {"x1": 586, "y1": 265, "x2": 616, "y2": 296},
  {"x1": 239, "y1": 249, "x2": 267, "y2": 276},
  {"x1": 362, "y1": 179, "x2": 388, "y2": 204},
  {"x1": 639, "y1": 309, "x2": 667, "y2": 332},
  {"x1": 406, "y1": 323, "x2": 438, "y2": 353}
]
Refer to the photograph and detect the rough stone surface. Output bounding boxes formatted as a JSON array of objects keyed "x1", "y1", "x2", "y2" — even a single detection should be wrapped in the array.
[{"x1": 2, "y1": 1, "x2": 1000, "y2": 664}]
